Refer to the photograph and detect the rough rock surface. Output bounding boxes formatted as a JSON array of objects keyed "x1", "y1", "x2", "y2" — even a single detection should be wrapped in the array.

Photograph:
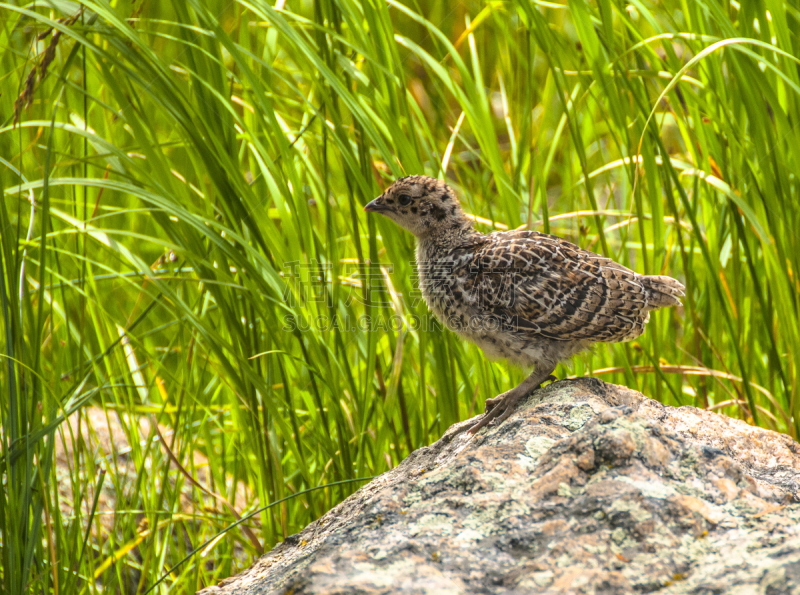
[{"x1": 199, "y1": 378, "x2": 800, "y2": 594}]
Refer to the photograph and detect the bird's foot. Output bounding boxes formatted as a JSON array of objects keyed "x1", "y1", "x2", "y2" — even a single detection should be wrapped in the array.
[
  {"x1": 468, "y1": 375, "x2": 557, "y2": 435},
  {"x1": 466, "y1": 390, "x2": 524, "y2": 435},
  {"x1": 483, "y1": 375, "x2": 557, "y2": 414},
  {"x1": 482, "y1": 395, "x2": 504, "y2": 415}
]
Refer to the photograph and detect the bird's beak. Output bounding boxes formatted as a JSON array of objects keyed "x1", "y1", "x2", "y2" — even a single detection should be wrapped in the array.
[{"x1": 363, "y1": 197, "x2": 389, "y2": 213}]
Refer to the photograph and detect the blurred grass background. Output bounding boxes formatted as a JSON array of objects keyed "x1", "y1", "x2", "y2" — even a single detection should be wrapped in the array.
[{"x1": 1, "y1": 0, "x2": 798, "y2": 592}]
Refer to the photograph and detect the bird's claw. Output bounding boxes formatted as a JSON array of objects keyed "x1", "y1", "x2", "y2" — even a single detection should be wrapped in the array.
[
  {"x1": 468, "y1": 376, "x2": 558, "y2": 435},
  {"x1": 483, "y1": 395, "x2": 502, "y2": 414},
  {"x1": 466, "y1": 400, "x2": 508, "y2": 435}
]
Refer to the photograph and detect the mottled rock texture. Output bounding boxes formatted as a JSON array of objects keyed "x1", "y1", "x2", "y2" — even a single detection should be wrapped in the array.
[{"x1": 200, "y1": 378, "x2": 800, "y2": 595}]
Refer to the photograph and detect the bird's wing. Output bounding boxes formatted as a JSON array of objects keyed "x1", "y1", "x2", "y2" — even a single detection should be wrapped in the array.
[{"x1": 458, "y1": 230, "x2": 650, "y2": 342}]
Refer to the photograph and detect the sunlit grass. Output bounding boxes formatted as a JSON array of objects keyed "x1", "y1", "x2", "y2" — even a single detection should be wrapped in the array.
[{"x1": 1, "y1": 0, "x2": 798, "y2": 592}]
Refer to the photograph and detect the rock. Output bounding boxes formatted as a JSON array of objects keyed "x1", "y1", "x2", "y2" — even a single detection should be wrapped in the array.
[{"x1": 199, "y1": 378, "x2": 800, "y2": 594}]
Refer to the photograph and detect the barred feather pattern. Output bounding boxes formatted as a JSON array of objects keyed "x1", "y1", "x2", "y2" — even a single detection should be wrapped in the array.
[
  {"x1": 364, "y1": 175, "x2": 685, "y2": 373},
  {"x1": 417, "y1": 229, "x2": 685, "y2": 369}
]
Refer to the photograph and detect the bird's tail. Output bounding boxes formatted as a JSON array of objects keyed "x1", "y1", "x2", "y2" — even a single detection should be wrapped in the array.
[{"x1": 641, "y1": 275, "x2": 685, "y2": 309}]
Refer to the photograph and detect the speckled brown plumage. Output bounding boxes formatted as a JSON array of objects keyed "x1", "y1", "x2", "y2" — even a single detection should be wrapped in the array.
[{"x1": 365, "y1": 175, "x2": 685, "y2": 433}]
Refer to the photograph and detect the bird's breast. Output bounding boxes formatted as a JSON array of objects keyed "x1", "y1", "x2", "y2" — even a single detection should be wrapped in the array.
[
  {"x1": 417, "y1": 254, "x2": 522, "y2": 355},
  {"x1": 414, "y1": 247, "x2": 588, "y2": 368}
]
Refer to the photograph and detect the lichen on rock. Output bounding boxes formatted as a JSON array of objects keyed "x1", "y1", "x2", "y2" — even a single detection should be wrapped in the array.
[{"x1": 200, "y1": 378, "x2": 800, "y2": 595}]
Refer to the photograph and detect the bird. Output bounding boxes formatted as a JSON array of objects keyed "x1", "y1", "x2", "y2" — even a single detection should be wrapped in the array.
[{"x1": 364, "y1": 175, "x2": 685, "y2": 435}]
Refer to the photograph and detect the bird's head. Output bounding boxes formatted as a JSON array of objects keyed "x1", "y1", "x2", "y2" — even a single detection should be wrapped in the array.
[{"x1": 363, "y1": 175, "x2": 470, "y2": 238}]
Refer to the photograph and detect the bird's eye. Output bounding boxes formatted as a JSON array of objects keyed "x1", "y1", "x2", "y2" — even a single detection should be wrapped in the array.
[{"x1": 398, "y1": 194, "x2": 412, "y2": 206}]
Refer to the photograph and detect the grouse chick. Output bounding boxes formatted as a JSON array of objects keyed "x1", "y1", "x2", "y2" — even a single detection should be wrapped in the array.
[{"x1": 364, "y1": 175, "x2": 685, "y2": 434}]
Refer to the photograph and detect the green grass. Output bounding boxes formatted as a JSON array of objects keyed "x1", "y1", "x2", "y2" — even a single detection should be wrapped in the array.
[{"x1": 1, "y1": 0, "x2": 798, "y2": 592}]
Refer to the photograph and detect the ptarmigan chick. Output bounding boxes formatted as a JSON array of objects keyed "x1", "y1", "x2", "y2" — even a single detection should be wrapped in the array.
[{"x1": 365, "y1": 175, "x2": 685, "y2": 434}]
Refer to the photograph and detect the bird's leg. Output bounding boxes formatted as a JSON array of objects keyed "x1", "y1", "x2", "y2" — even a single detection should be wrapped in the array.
[
  {"x1": 467, "y1": 366, "x2": 557, "y2": 435},
  {"x1": 483, "y1": 374, "x2": 557, "y2": 414},
  {"x1": 482, "y1": 374, "x2": 557, "y2": 414}
]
